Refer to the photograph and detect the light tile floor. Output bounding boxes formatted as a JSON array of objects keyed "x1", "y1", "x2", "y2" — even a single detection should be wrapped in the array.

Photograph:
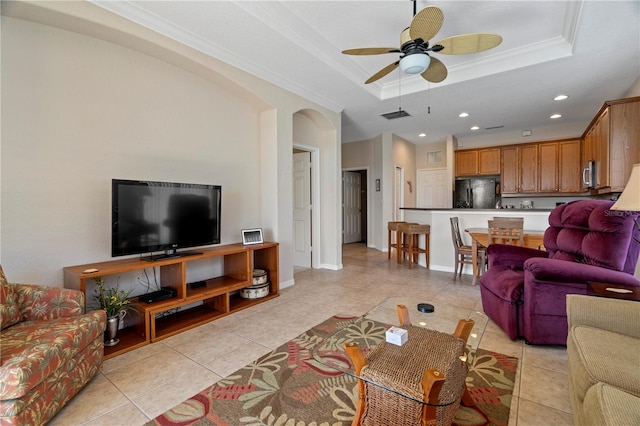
[{"x1": 50, "y1": 243, "x2": 573, "y2": 425}]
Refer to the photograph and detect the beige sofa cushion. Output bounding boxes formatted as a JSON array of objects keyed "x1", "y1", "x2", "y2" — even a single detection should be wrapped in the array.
[
  {"x1": 567, "y1": 325, "x2": 640, "y2": 400},
  {"x1": 583, "y1": 382, "x2": 640, "y2": 425}
]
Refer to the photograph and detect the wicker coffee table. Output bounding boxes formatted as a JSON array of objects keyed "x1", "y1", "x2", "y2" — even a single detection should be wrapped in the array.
[{"x1": 313, "y1": 298, "x2": 489, "y2": 425}]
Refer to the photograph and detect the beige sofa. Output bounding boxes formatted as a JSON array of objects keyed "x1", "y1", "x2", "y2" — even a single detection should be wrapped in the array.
[{"x1": 566, "y1": 294, "x2": 640, "y2": 425}]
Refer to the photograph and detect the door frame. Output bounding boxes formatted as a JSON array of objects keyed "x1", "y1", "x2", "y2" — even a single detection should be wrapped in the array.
[
  {"x1": 342, "y1": 166, "x2": 370, "y2": 246},
  {"x1": 293, "y1": 143, "x2": 320, "y2": 269},
  {"x1": 394, "y1": 165, "x2": 404, "y2": 221}
]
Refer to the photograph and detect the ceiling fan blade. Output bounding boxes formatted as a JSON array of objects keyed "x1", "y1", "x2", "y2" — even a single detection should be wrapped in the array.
[
  {"x1": 409, "y1": 6, "x2": 444, "y2": 42},
  {"x1": 342, "y1": 47, "x2": 400, "y2": 55},
  {"x1": 365, "y1": 61, "x2": 400, "y2": 84},
  {"x1": 434, "y1": 33, "x2": 503, "y2": 55},
  {"x1": 421, "y1": 57, "x2": 447, "y2": 83}
]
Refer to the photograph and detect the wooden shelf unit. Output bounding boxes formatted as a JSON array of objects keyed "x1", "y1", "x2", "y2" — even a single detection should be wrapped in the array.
[{"x1": 64, "y1": 242, "x2": 279, "y2": 359}]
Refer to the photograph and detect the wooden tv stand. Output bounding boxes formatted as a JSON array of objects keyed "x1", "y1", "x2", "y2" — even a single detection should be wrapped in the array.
[{"x1": 64, "y1": 242, "x2": 279, "y2": 359}]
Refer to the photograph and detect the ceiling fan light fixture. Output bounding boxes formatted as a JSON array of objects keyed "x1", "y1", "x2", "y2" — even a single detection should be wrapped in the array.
[{"x1": 400, "y1": 53, "x2": 430, "y2": 74}]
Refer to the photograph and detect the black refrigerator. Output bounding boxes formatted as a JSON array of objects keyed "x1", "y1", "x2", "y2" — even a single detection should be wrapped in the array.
[{"x1": 454, "y1": 177, "x2": 498, "y2": 209}]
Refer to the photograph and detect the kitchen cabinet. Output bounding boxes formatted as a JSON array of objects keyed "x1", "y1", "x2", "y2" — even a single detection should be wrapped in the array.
[
  {"x1": 455, "y1": 148, "x2": 500, "y2": 176},
  {"x1": 502, "y1": 139, "x2": 581, "y2": 194},
  {"x1": 558, "y1": 139, "x2": 582, "y2": 192},
  {"x1": 538, "y1": 142, "x2": 559, "y2": 192},
  {"x1": 609, "y1": 100, "x2": 640, "y2": 191},
  {"x1": 501, "y1": 147, "x2": 518, "y2": 193},
  {"x1": 501, "y1": 144, "x2": 538, "y2": 194},
  {"x1": 538, "y1": 139, "x2": 582, "y2": 193},
  {"x1": 582, "y1": 108, "x2": 609, "y2": 190},
  {"x1": 581, "y1": 97, "x2": 640, "y2": 192},
  {"x1": 455, "y1": 150, "x2": 478, "y2": 176},
  {"x1": 519, "y1": 145, "x2": 538, "y2": 192}
]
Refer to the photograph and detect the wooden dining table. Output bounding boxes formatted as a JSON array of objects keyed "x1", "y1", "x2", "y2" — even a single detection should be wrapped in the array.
[{"x1": 465, "y1": 228, "x2": 545, "y2": 284}]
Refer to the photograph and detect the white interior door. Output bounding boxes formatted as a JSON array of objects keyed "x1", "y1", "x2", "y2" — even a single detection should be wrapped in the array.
[
  {"x1": 293, "y1": 152, "x2": 311, "y2": 267},
  {"x1": 417, "y1": 169, "x2": 449, "y2": 208},
  {"x1": 342, "y1": 171, "x2": 361, "y2": 244}
]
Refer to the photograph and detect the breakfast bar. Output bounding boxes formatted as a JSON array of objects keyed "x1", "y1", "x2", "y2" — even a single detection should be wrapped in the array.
[{"x1": 399, "y1": 208, "x2": 551, "y2": 276}]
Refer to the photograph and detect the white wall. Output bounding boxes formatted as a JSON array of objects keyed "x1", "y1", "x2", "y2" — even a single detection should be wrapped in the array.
[
  {"x1": 392, "y1": 135, "x2": 417, "y2": 208},
  {"x1": 624, "y1": 76, "x2": 640, "y2": 97},
  {"x1": 455, "y1": 122, "x2": 588, "y2": 149},
  {"x1": 0, "y1": 2, "x2": 341, "y2": 286},
  {"x1": 2, "y1": 16, "x2": 261, "y2": 283},
  {"x1": 293, "y1": 110, "x2": 342, "y2": 270}
]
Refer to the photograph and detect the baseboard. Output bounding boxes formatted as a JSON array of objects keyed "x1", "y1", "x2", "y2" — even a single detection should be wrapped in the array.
[
  {"x1": 320, "y1": 263, "x2": 342, "y2": 270},
  {"x1": 280, "y1": 278, "x2": 295, "y2": 289}
]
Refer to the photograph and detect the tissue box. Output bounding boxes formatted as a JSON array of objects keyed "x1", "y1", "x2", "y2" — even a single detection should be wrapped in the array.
[{"x1": 386, "y1": 326, "x2": 408, "y2": 346}]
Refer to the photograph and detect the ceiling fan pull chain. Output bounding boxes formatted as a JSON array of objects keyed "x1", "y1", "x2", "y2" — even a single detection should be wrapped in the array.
[{"x1": 398, "y1": 67, "x2": 403, "y2": 112}]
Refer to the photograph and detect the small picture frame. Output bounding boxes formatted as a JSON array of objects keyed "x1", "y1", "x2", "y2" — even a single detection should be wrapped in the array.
[{"x1": 242, "y1": 228, "x2": 264, "y2": 245}]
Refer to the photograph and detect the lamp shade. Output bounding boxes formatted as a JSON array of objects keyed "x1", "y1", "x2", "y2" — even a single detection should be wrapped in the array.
[
  {"x1": 611, "y1": 163, "x2": 640, "y2": 211},
  {"x1": 399, "y1": 53, "x2": 431, "y2": 74}
]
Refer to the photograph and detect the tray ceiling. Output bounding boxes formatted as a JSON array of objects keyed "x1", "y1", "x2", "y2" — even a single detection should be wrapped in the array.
[{"x1": 93, "y1": 0, "x2": 640, "y2": 145}]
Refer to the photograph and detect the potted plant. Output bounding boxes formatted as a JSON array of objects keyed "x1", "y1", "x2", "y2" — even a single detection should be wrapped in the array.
[{"x1": 93, "y1": 277, "x2": 131, "y2": 346}]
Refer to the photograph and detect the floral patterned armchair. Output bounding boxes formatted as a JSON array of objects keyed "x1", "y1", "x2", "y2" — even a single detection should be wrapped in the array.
[{"x1": 0, "y1": 265, "x2": 106, "y2": 425}]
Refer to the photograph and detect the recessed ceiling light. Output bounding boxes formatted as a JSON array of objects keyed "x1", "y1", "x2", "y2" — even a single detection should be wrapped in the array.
[
  {"x1": 471, "y1": 126, "x2": 480, "y2": 130},
  {"x1": 419, "y1": 133, "x2": 426, "y2": 137},
  {"x1": 550, "y1": 113, "x2": 562, "y2": 119},
  {"x1": 459, "y1": 112, "x2": 469, "y2": 118},
  {"x1": 554, "y1": 95, "x2": 569, "y2": 101}
]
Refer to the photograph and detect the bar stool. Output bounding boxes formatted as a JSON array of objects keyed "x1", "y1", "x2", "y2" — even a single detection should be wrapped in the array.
[
  {"x1": 399, "y1": 223, "x2": 431, "y2": 269},
  {"x1": 387, "y1": 221, "x2": 406, "y2": 260}
]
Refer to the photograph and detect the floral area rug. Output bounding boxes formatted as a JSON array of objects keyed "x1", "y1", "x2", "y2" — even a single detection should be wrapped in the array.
[{"x1": 148, "y1": 315, "x2": 518, "y2": 426}]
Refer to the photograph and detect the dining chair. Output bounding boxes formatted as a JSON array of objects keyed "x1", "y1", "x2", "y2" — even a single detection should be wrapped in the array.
[
  {"x1": 450, "y1": 217, "x2": 486, "y2": 279},
  {"x1": 487, "y1": 218, "x2": 524, "y2": 245}
]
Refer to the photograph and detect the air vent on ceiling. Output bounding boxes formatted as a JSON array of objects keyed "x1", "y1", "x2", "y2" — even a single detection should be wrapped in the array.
[
  {"x1": 381, "y1": 109, "x2": 411, "y2": 120},
  {"x1": 485, "y1": 125, "x2": 504, "y2": 130}
]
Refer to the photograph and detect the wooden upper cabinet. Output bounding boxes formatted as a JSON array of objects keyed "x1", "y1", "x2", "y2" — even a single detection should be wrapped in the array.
[
  {"x1": 518, "y1": 145, "x2": 538, "y2": 193},
  {"x1": 538, "y1": 142, "x2": 559, "y2": 192},
  {"x1": 455, "y1": 148, "x2": 500, "y2": 176},
  {"x1": 455, "y1": 150, "x2": 479, "y2": 176},
  {"x1": 581, "y1": 97, "x2": 640, "y2": 193},
  {"x1": 502, "y1": 144, "x2": 538, "y2": 193},
  {"x1": 609, "y1": 100, "x2": 640, "y2": 191},
  {"x1": 478, "y1": 148, "x2": 501, "y2": 175},
  {"x1": 501, "y1": 141, "x2": 581, "y2": 194},
  {"x1": 558, "y1": 140, "x2": 582, "y2": 192},
  {"x1": 501, "y1": 147, "x2": 519, "y2": 193}
]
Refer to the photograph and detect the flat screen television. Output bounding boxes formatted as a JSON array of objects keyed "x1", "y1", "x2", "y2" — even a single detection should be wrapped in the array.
[{"x1": 112, "y1": 179, "x2": 221, "y2": 260}]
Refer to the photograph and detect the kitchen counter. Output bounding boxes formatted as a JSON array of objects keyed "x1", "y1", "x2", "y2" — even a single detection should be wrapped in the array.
[{"x1": 398, "y1": 208, "x2": 551, "y2": 276}]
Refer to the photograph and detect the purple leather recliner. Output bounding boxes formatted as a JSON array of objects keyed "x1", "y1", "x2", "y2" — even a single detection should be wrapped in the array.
[{"x1": 480, "y1": 199, "x2": 640, "y2": 345}]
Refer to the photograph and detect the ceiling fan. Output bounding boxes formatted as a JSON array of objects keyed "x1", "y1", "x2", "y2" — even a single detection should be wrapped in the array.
[{"x1": 343, "y1": 3, "x2": 502, "y2": 84}]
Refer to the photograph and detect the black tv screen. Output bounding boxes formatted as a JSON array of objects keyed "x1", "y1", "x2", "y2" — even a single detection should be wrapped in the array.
[{"x1": 112, "y1": 179, "x2": 221, "y2": 258}]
